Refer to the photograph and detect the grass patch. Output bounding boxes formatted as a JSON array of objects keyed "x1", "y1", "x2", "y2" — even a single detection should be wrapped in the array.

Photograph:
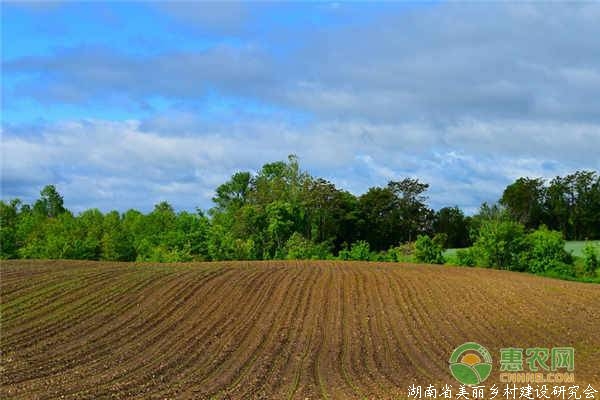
[
  {"x1": 445, "y1": 240, "x2": 600, "y2": 258},
  {"x1": 444, "y1": 240, "x2": 600, "y2": 282},
  {"x1": 564, "y1": 240, "x2": 600, "y2": 257}
]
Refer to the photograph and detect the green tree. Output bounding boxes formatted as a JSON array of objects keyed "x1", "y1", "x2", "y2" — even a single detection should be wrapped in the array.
[
  {"x1": 500, "y1": 177, "x2": 546, "y2": 229},
  {"x1": 357, "y1": 178, "x2": 433, "y2": 251},
  {"x1": 284, "y1": 232, "x2": 332, "y2": 260},
  {"x1": 212, "y1": 171, "x2": 252, "y2": 212},
  {"x1": 523, "y1": 226, "x2": 572, "y2": 275},
  {"x1": 33, "y1": 185, "x2": 66, "y2": 217},
  {"x1": 338, "y1": 240, "x2": 371, "y2": 261},
  {"x1": 582, "y1": 243, "x2": 599, "y2": 276},
  {"x1": 545, "y1": 171, "x2": 600, "y2": 240},
  {"x1": 471, "y1": 220, "x2": 527, "y2": 270},
  {"x1": 469, "y1": 202, "x2": 509, "y2": 240},
  {"x1": 414, "y1": 235, "x2": 445, "y2": 264},
  {"x1": 455, "y1": 248, "x2": 477, "y2": 267},
  {"x1": 207, "y1": 223, "x2": 236, "y2": 261},
  {"x1": 266, "y1": 201, "x2": 296, "y2": 258},
  {"x1": 358, "y1": 186, "x2": 399, "y2": 251},
  {"x1": 76, "y1": 209, "x2": 103, "y2": 258},
  {"x1": 101, "y1": 211, "x2": 135, "y2": 261},
  {"x1": 15, "y1": 206, "x2": 47, "y2": 258},
  {"x1": 20, "y1": 213, "x2": 84, "y2": 259},
  {"x1": 433, "y1": 206, "x2": 470, "y2": 248},
  {"x1": 302, "y1": 179, "x2": 360, "y2": 253},
  {"x1": 0, "y1": 199, "x2": 21, "y2": 259},
  {"x1": 174, "y1": 210, "x2": 211, "y2": 260},
  {"x1": 388, "y1": 178, "x2": 434, "y2": 243},
  {"x1": 569, "y1": 171, "x2": 600, "y2": 240}
]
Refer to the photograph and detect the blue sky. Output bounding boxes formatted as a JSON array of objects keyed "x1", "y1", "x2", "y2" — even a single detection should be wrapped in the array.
[{"x1": 2, "y1": 1, "x2": 600, "y2": 214}]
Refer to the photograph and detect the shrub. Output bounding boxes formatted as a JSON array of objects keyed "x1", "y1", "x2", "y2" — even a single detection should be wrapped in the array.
[
  {"x1": 471, "y1": 220, "x2": 527, "y2": 270},
  {"x1": 582, "y1": 243, "x2": 599, "y2": 276},
  {"x1": 385, "y1": 243, "x2": 415, "y2": 262},
  {"x1": 284, "y1": 233, "x2": 331, "y2": 260},
  {"x1": 232, "y1": 238, "x2": 256, "y2": 260},
  {"x1": 432, "y1": 233, "x2": 448, "y2": 249},
  {"x1": 338, "y1": 240, "x2": 371, "y2": 261},
  {"x1": 136, "y1": 242, "x2": 192, "y2": 262},
  {"x1": 371, "y1": 250, "x2": 391, "y2": 262},
  {"x1": 455, "y1": 248, "x2": 477, "y2": 267},
  {"x1": 414, "y1": 235, "x2": 445, "y2": 264},
  {"x1": 523, "y1": 226, "x2": 572, "y2": 275}
]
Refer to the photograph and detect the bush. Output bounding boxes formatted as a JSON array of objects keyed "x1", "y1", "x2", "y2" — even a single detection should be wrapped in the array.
[
  {"x1": 471, "y1": 220, "x2": 527, "y2": 270},
  {"x1": 414, "y1": 235, "x2": 445, "y2": 264},
  {"x1": 136, "y1": 242, "x2": 193, "y2": 262},
  {"x1": 432, "y1": 233, "x2": 448, "y2": 249},
  {"x1": 371, "y1": 250, "x2": 392, "y2": 262},
  {"x1": 455, "y1": 248, "x2": 477, "y2": 267},
  {"x1": 232, "y1": 238, "x2": 256, "y2": 260},
  {"x1": 582, "y1": 243, "x2": 599, "y2": 276},
  {"x1": 207, "y1": 224, "x2": 255, "y2": 260},
  {"x1": 384, "y1": 242, "x2": 415, "y2": 262},
  {"x1": 523, "y1": 226, "x2": 572, "y2": 275},
  {"x1": 284, "y1": 233, "x2": 332, "y2": 260},
  {"x1": 338, "y1": 240, "x2": 371, "y2": 261}
]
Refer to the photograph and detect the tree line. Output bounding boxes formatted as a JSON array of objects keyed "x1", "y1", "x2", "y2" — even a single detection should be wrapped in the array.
[{"x1": 1, "y1": 156, "x2": 599, "y2": 278}]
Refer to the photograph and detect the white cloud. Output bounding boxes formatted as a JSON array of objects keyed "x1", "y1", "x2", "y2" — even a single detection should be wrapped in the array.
[
  {"x1": 4, "y1": 2, "x2": 600, "y2": 213},
  {"x1": 3, "y1": 117, "x2": 597, "y2": 213}
]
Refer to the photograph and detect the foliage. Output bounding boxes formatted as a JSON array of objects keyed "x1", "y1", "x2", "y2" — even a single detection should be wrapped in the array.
[
  {"x1": 522, "y1": 226, "x2": 572, "y2": 275},
  {"x1": 212, "y1": 171, "x2": 252, "y2": 212},
  {"x1": 582, "y1": 243, "x2": 599, "y2": 276},
  {"x1": 502, "y1": 171, "x2": 600, "y2": 240},
  {"x1": 414, "y1": 235, "x2": 445, "y2": 264},
  {"x1": 338, "y1": 241, "x2": 372, "y2": 261},
  {"x1": 384, "y1": 242, "x2": 416, "y2": 262},
  {"x1": 556, "y1": 171, "x2": 600, "y2": 240},
  {"x1": 456, "y1": 225, "x2": 576, "y2": 276},
  {"x1": 284, "y1": 232, "x2": 332, "y2": 260},
  {"x1": 357, "y1": 179, "x2": 434, "y2": 251},
  {"x1": 432, "y1": 233, "x2": 448, "y2": 249},
  {"x1": 0, "y1": 199, "x2": 21, "y2": 259},
  {"x1": 468, "y1": 202, "x2": 510, "y2": 240},
  {"x1": 2, "y1": 160, "x2": 599, "y2": 285},
  {"x1": 471, "y1": 220, "x2": 527, "y2": 270},
  {"x1": 500, "y1": 177, "x2": 546, "y2": 230},
  {"x1": 433, "y1": 207, "x2": 470, "y2": 248},
  {"x1": 34, "y1": 185, "x2": 66, "y2": 218},
  {"x1": 455, "y1": 248, "x2": 477, "y2": 267}
]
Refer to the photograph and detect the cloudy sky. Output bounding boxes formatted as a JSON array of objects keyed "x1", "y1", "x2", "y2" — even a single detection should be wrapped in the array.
[{"x1": 2, "y1": 2, "x2": 599, "y2": 214}]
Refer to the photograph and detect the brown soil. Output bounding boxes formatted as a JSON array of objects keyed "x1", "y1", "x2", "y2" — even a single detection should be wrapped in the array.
[{"x1": 1, "y1": 260, "x2": 599, "y2": 399}]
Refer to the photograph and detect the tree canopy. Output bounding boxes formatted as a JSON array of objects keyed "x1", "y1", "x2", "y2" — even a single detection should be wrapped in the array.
[{"x1": 1, "y1": 158, "x2": 598, "y2": 267}]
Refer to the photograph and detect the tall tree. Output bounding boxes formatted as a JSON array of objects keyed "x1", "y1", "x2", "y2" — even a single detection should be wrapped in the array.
[
  {"x1": 33, "y1": 185, "x2": 66, "y2": 218},
  {"x1": 433, "y1": 206, "x2": 470, "y2": 248},
  {"x1": 358, "y1": 186, "x2": 399, "y2": 250},
  {"x1": 388, "y1": 178, "x2": 434, "y2": 243},
  {"x1": 545, "y1": 171, "x2": 600, "y2": 240},
  {"x1": 500, "y1": 177, "x2": 546, "y2": 229},
  {"x1": 212, "y1": 171, "x2": 252, "y2": 212},
  {"x1": 357, "y1": 178, "x2": 433, "y2": 250},
  {"x1": 302, "y1": 178, "x2": 358, "y2": 248},
  {"x1": 0, "y1": 199, "x2": 21, "y2": 259},
  {"x1": 101, "y1": 211, "x2": 135, "y2": 261}
]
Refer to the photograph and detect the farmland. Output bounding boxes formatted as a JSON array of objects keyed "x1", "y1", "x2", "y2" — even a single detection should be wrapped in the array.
[{"x1": 1, "y1": 260, "x2": 599, "y2": 399}]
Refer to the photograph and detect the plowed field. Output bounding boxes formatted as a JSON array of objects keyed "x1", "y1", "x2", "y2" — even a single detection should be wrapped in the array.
[{"x1": 1, "y1": 260, "x2": 599, "y2": 399}]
